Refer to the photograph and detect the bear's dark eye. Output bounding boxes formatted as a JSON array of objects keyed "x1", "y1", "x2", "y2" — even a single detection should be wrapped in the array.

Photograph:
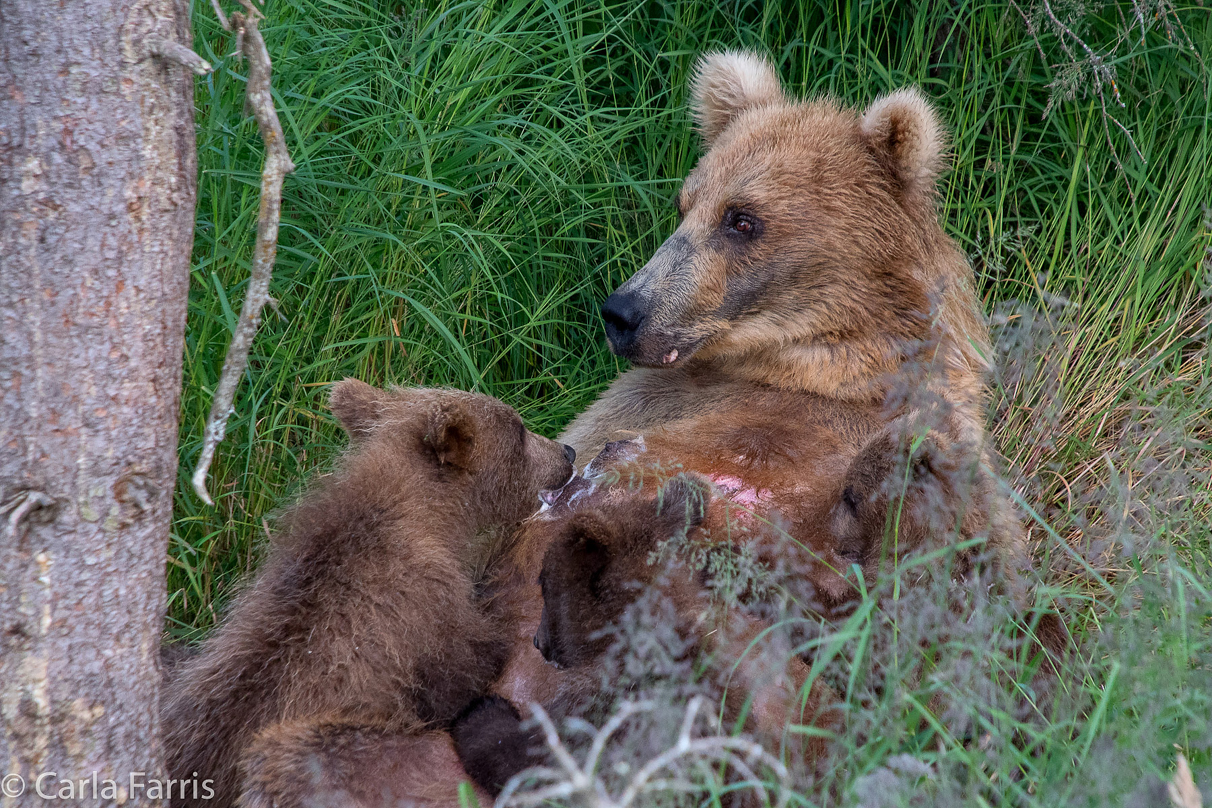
[
  {"x1": 841, "y1": 486, "x2": 861, "y2": 517},
  {"x1": 721, "y1": 208, "x2": 760, "y2": 239}
]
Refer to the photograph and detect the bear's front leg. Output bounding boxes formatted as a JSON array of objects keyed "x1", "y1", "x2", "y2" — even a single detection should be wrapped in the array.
[{"x1": 239, "y1": 716, "x2": 489, "y2": 808}]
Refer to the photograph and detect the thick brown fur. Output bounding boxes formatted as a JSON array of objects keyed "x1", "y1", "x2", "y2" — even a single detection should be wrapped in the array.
[
  {"x1": 790, "y1": 414, "x2": 1015, "y2": 610},
  {"x1": 240, "y1": 717, "x2": 491, "y2": 808},
  {"x1": 160, "y1": 380, "x2": 574, "y2": 808},
  {"x1": 594, "y1": 394, "x2": 1026, "y2": 616},
  {"x1": 565, "y1": 51, "x2": 990, "y2": 461},
  {"x1": 448, "y1": 695, "x2": 543, "y2": 797}
]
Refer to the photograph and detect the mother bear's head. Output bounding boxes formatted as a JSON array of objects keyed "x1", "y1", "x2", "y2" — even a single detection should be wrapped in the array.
[{"x1": 601, "y1": 51, "x2": 989, "y2": 407}]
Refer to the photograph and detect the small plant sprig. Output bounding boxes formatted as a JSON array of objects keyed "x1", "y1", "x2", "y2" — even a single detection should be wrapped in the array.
[{"x1": 1009, "y1": 0, "x2": 1198, "y2": 187}]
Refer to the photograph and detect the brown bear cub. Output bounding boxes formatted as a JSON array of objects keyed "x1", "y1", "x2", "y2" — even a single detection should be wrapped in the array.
[
  {"x1": 453, "y1": 476, "x2": 841, "y2": 797},
  {"x1": 775, "y1": 415, "x2": 1069, "y2": 679},
  {"x1": 161, "y1": 380, "x2": 575, "y2": 808},
  {"x1": 795, "y1": 415, "x2": 1006, "y2": 612}
]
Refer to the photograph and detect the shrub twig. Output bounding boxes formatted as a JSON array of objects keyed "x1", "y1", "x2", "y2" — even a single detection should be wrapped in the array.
[
  {"x1": 192, "y1": 0, "x2": 295, "y2": 506},
  {"x1": 1039, "y1": 0, "x2": 1143, "y2": 185},
  {"x1": 497, "y1": 697, "x2": 791, "y2": 808},
  {"x1": 1005, "y1": 0, "x2": 1197, "y2": 198}
]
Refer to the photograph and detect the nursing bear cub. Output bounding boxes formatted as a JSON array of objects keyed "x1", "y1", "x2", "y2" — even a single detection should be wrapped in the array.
[
  {"x1": 161, "y1": 381, "x2": 575, "y2": 808},
  {"x1": 454, "y1": 475, "x2": 842, "y2": 798}
]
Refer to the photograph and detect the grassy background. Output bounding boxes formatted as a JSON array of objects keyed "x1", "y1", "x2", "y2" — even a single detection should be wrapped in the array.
[{"x1": 173, "y1": 0, "x2": 1211, "y2": 801}]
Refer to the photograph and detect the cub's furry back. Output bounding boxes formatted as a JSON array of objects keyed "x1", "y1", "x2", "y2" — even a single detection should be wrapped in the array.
[{"x1": 161, "y1": 381, "x2": 575, "y2": 808}]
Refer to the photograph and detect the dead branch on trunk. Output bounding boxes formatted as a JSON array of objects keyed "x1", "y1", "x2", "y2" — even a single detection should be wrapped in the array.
[
  {"x1": 192, "y1": 0, "x2": 295, "y2": 505},
  {"x1": 148, "y1": 38, "x2": 213, "y2": 75}
]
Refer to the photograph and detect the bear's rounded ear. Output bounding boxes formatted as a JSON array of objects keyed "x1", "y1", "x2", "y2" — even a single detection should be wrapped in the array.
[
  {"x1": 657, "y1": 473, "x2": 709, "y2": 533},
  {"x1": 860, "y1": 87, "x2": 947, "y2": 202},
  {"x1": 424, "y1": 402, "x2": 477, "y2": 471},
  {"x1": 329, "y1": 378, "x2": 387, "y2": 439},
  {"x1": 564, "y1": 513, "x2": 614, "y2": 576},
  {"x1": 846, "y1": 429, "x2": 897, "y2": 495},
  {"x1": 690, "y1": 50, "x2": 785, "y2": 148},
  {"x1": 906, "y1": 428, "x2": 969, "y2": 489},
  {"x1": 908, "y1": 433, "x2": 942, "y2": 482},
  {"x1": 1028, "y1": 609, "x2": 1073, "y2": 669}
]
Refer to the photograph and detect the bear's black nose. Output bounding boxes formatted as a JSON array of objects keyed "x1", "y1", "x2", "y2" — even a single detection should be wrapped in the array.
[
  {"x1": 563, "y1": 444, "x2": 576, "y2": 465},
  {"x1": 601, "y1": 291, "x2": 645, "y2": 355}
]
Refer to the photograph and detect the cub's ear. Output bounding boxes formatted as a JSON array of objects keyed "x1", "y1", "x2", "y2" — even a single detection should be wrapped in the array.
[
  {"x1": 690, "y1": 50, "x2": 785, "y2": 148},
  {"x1": 657, "y1": 473, "x2": 709, "y2": 533},
  {"x1": 1021, "y1": 608, "x2": 1073, "y2": 678},
  {"x1": 424, "y1": 403, "x2": 477, "y2": 471},
  {"x1": 329, "y1": 378, "x2": 387, "y2": 439},
  {"x1": 860, "y1": 87, "x2": 947, "y2": 202},
  {"x1": 908, "y1": 433, "x2": 943, "y2": 481},
  {"x1": 562, "y1": 513, "x2": 615, "y2": 580},
  {"x1": 906, "y1": 429, "x2": 973, "y2": 490}
]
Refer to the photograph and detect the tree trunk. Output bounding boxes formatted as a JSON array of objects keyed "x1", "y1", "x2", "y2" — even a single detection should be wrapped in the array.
[{"x1": 0, "y1": 0, "x2": 196, "y2": 802}]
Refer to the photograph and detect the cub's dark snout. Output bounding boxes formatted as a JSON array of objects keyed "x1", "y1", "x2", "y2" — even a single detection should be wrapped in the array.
[
  {"x1": 600, "y1": 290, "x2": 645, "y2": 356},
  {"x1": 533, "y1": 605, "x2": 554, "y2": 663}
]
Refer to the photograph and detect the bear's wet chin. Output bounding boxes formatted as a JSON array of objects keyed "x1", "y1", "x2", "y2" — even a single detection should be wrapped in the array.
[
  {"x1": 538, "y1": 489, "x2": 560, "y2": 507},
  {"x1": 537, "y1": 467, "x2": 581, "y2": 513},
  {"x1": 627, "y1": 337, "x2": 701, "y2": 369}
]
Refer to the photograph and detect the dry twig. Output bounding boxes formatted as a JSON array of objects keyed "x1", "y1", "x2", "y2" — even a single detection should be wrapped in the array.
[
  {"x1": 148, "y1": 38, "x2": 213, "y2": 75},
  {"x1": 497, "y1": 697, "x2": 792, "y2": 808},
  {"x1": 1009, "y1": 0, "x2": 1198, "y2": 195},
  {"x1": 1039, "y1": 0, "x2": 1144, "y2": 185},
  {"x1": 1168, "y1": 752, "x2": 1203, "y2": 808},
  {"x1": 192, "y1": 0, "x2": 295, "y2": 505}
]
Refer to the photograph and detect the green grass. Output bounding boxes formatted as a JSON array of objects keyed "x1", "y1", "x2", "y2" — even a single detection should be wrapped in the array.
[{"x1": 174, "y1": 0, "x2": 1212, "y2": 802}]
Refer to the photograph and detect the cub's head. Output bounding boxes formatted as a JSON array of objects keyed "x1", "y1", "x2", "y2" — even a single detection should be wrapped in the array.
[
  {"x1": 809, "y1": 420, "x2": 981, "y2": 608},
  {"x1": 533, "y1": 476, "x2": 708, "y2": 669},
  {"x1": 329, "y1": 379, "x2": 575, "y2": 523},
  {"x1": 601, "y1": 50, "x2": 950, "y2": 373}
]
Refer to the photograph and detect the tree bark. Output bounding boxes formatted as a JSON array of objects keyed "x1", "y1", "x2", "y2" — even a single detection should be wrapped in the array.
[{"x1": 0, "y1": 0, "x2": 196, "y2": 802}]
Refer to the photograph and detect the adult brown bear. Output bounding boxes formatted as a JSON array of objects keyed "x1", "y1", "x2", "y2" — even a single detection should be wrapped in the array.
[
  {"x1": 560, "y1": 50, "x2": 993, "y2": 462},
  {"x1": 484, "y1": 49, "x2": 1027, "y2": 717}
]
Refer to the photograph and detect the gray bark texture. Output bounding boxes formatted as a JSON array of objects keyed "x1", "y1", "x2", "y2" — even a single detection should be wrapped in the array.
[{"x1": 0, "y1": 0, "x2": 197, "y2": 802}]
